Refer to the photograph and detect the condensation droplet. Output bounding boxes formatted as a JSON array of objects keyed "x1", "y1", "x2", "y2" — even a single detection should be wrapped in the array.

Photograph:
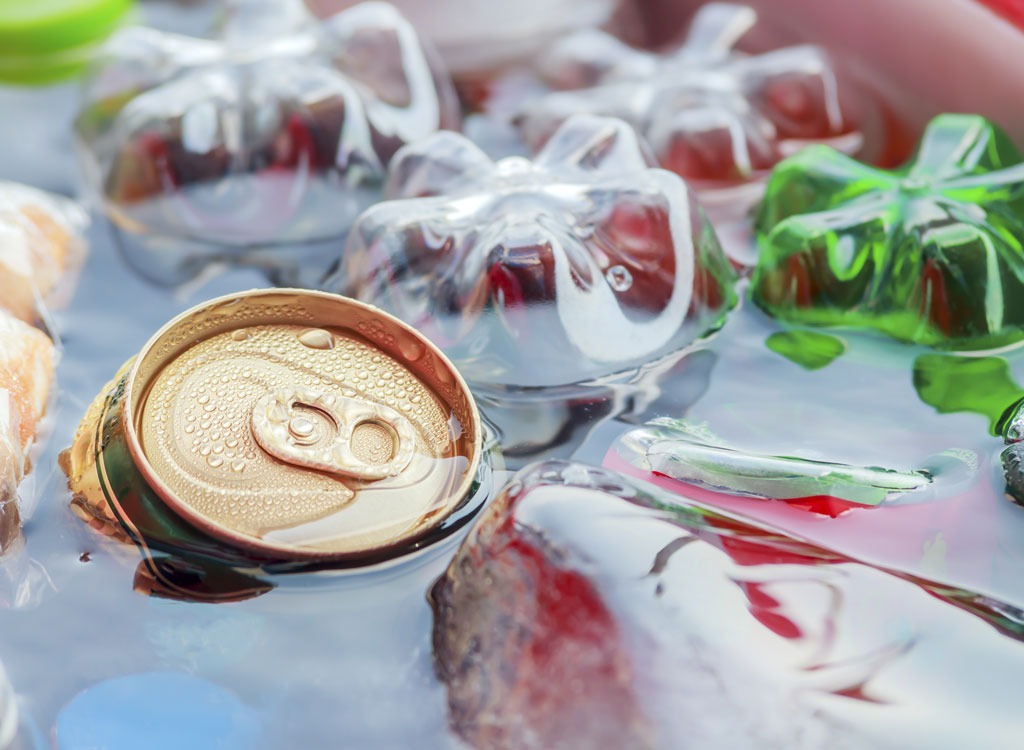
[
  {"x1": 208, "y1": 456, "x2": 224, "y2": 468},
  {"x1": 298, "y1": 328, "x2": 334, "y2": 350},
  {"x1": 289, "y1": 417, "x2": 315, "y2": 440},
  {"x1": 398, "y1": 338, "x2": 425, "y2": 362}
]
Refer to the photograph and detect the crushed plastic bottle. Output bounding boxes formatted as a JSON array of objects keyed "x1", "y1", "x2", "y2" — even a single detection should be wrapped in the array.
[
  {"x1": 336, "y1": 114, "x2": 736, "y2": 389},
  {"x1": 306, "y1": 0, "x2": 618, "y2": 76},
  {"x1": 75, "y1": 0, "x2": 459, "y2": 287},
  {"x1": 519, "y1": 3, "x2": 859, "y2": 192}
]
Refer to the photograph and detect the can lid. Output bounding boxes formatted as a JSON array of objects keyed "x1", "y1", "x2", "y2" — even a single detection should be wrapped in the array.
[
  {"x1": 0, "y1": 0, "x2": 133, "y2": 84},
  {"x1": 123, "y1": 289, "x2": 482, "y2": 562}
]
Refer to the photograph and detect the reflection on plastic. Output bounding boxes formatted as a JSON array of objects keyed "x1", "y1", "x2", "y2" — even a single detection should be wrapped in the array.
[
  {"x1": 519, "y1": 3, "x2": 858, "y2": 189},
  {"x1": 753, "y1": 114, "x2": 1024, "y2": 349},
  {"x1": 75, "y1": 0, "x2": 458, "y2": 286},
  {"x1": 618, "y1": 417, "x2": 977, "y2": 508},
  {"x1": 337, "y1": 114, "x2": 736, "y2": 389}
]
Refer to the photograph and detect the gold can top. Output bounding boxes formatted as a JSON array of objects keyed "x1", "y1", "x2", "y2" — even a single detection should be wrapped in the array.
[{"x1": 125, "y1": 289, "x2": 481, "y2": 561}]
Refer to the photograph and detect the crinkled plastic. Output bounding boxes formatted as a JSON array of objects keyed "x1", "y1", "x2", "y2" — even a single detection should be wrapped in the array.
[
  {"x1": 336, "y1": 114, "x2": 737, "y2": 389},
  {"x1": 0, "y1": 181, "x2": 89, "y2": 324},
  {"x1": 75, "y1": 0, "x2": 459, "y2": 286},
  {"x1": 0, "y1": 181, "x2": 85, "y2": 555},
  {"x1": 0, "y1": 310, "x2": 56, "y2": 555},
  {"x1": 0, "y1": 390, "x2": 23, "y2": 554},
  {"x1": 519, "y1": 3, "x2": 858, "y2": 191}
]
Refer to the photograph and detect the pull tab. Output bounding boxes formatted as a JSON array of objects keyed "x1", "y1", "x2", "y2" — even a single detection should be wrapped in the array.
[{"x1": 251, "y1": 388, "x2": 416, "y2": 481}]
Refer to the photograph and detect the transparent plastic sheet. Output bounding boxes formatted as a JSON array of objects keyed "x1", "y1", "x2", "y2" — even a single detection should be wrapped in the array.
[
  {"x1": 0, "y1": 186, "x2": 510, "y2": 745},
  {"x1": 75, "y1": 0, "x2": 459, "y2": 288}
]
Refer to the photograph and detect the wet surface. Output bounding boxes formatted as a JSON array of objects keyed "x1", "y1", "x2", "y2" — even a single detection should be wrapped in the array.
[
  {"x1": 1, "y1": 3, "x2": 1024, "y2": 748},
  {"x1": 2, "y1": 217, "x2": 482, "y2": 748}
]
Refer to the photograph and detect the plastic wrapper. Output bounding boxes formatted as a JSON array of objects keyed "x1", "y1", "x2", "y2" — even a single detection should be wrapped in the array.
[
  {"x1": 752, "y1": 113, "x2": 1024, "y2": 349},
  {"x1": 75, "y1": 0, "x2": 459, "y2": 286},
  {"x1": 0, "y1": 181, "x2": 88, "y2": 324},
  {"x1": 336, "y1": 114, "x2": 737, "y2": 390},
  {"x1": 0, "y1": 310, "x2": 55, "y2": 553},
  {"x1": 518, "y1": 3, "x2": 859, "y2": 200},
  {"x1": 0, "y1": 320, "x2": 57, "y2": 562},
  {"x1": 0, "y1": 181, "x2": 87, "y2": 556},
  {"x1": 431, "y1": 461, "x2": 1024, "y2": 750}
]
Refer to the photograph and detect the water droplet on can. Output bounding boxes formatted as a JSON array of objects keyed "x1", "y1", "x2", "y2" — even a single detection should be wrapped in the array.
[
  {"x1": 298, "y1": 329, "x2": 334, "y2": 350},
  {"x1": 288, "y1": 416, "x2": 316, "y2": 440}
]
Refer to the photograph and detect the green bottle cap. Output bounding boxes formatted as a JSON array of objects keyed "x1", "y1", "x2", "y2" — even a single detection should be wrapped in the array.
[{"x1": 0, "y1": 0, "x2": 134, "y2": 85}]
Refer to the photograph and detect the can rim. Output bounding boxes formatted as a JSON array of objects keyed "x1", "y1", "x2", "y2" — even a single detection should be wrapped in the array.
[{"x1": 120, "y1": 287, "x2": 484, "y2": 562}]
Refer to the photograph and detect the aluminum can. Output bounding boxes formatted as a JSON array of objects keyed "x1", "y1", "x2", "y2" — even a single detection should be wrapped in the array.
[{"x1": 61, "y1": 289, "x2": 486, "y2": 600}]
